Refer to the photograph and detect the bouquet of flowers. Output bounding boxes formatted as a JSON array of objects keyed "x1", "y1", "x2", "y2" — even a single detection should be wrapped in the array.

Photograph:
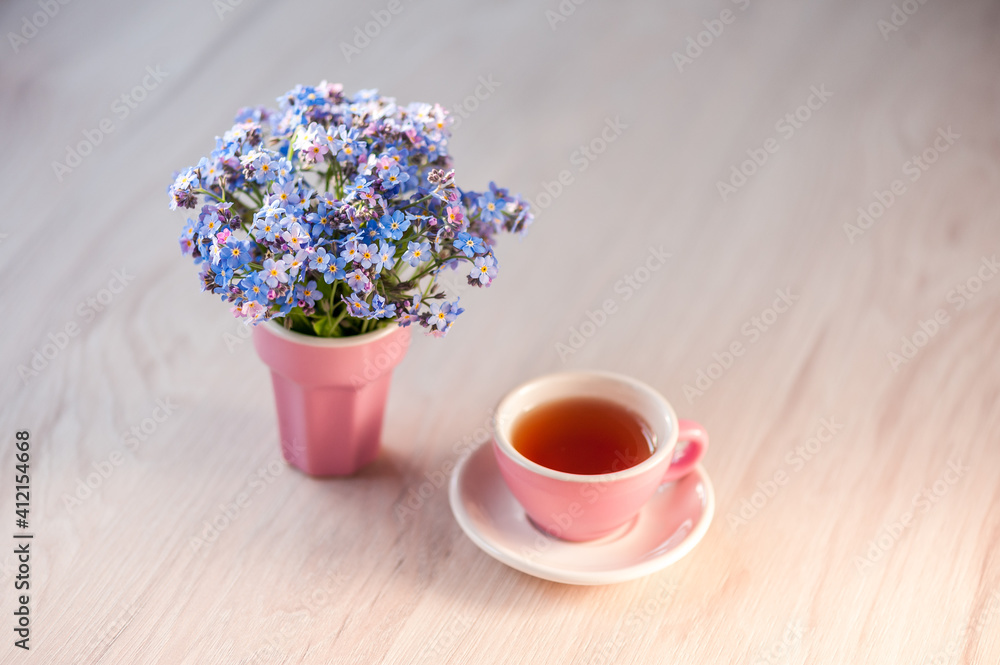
[{"x1": 167, "y1": 82, "x2": 532, "y2": 337}]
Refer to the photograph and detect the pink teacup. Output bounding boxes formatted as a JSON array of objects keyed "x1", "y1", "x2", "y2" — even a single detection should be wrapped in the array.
[{"x1": 491, "y1": 371, "x2": 708, "y2": 542}]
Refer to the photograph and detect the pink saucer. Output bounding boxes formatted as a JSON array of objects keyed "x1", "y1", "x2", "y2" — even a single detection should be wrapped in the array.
[{"x1": 448, "y1": 443, "x2": 714, "y2": 585}]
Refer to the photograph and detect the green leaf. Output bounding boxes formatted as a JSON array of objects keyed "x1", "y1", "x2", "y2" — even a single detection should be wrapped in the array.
[{"x1": 312, "y1": 317, "x2": 336, "y2": 337}]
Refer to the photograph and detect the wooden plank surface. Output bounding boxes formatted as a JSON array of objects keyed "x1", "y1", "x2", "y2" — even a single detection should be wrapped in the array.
[{"x1": 2, "y1": 0, "x2": 999, "y2": 662}]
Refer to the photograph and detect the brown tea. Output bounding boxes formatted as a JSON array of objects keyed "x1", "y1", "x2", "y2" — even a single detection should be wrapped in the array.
[{"x1": 511, "y1": 396, "x2": 655, "y2": 475}]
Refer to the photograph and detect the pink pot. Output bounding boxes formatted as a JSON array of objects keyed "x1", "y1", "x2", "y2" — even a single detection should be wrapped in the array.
[{"x1": 252, "y1": 321, "x2": 411, "y2": 476}]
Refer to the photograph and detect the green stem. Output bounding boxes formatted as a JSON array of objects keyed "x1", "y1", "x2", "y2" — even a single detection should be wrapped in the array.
[
  {"x1": 326, "y1": 283, "x2": 338, "y2": 313},
  {"x1": 195, "y1": 188, "x2": 223, "y2": 203},
  {"x1": 329, "y1": 300, "x2": 348, "y2": 332},
  {"x1": 249, "y1": 187, "x2": 264, "y2": 208},
  {"x1": 420, "y1": 275, "x2": 436, "y2": 300},
  {"x1": 407, "y1": 267, "x2": 434, "y2": 285},
  {"x1": 397, "y1": 193, "x2": 434, "y2": 212},
  {"x1": 332, "y1": 160, "x2": 345, "y2": 199},
  {"x1": 406, "y1": 256, "x2": 469, "y2": 285},
  {"x1": 324, "y1": 163, "x2": 334, "y2": 194},
  {"x1": 287, "y1": 126, "x2": 298, "y2": 163}
]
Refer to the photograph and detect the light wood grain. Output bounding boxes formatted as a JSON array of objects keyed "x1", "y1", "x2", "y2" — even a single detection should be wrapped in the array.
[{"x1": 2, "y1": 0, "x2": 1000, "y2": 662}]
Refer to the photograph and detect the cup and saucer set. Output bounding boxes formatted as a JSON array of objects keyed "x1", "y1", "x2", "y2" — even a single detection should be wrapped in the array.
[{"x1": 449, "y1": 371, "x2": 715, "y2": 585}]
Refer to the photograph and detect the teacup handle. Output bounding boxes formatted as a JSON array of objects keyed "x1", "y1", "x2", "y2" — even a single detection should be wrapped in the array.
[{"x1": 662, "y1": 419, "x2": 709, "y2": 483}]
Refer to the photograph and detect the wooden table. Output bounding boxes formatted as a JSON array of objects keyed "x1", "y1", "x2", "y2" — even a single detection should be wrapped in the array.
[{"x1": 2, "y1": 0, "x2": 999, "y2": 662}]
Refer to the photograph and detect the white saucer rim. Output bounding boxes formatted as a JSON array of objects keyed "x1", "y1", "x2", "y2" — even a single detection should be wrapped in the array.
[{"x1": 448, "y1": 443, "x2": 715, "y2": 585}]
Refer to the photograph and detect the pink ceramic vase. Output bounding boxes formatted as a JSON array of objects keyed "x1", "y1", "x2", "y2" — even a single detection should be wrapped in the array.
[{"x1": 252, "y1": 321, "x2": 411, "y2": 476}]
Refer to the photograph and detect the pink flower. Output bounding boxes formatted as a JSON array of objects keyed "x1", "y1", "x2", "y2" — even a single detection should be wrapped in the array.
[
  {"x1": 241, "y1": 300, "x2": 265, "y2": 322},
  {"x1": 445, "y1": 206, "x2": 464, "y2": 227}
]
